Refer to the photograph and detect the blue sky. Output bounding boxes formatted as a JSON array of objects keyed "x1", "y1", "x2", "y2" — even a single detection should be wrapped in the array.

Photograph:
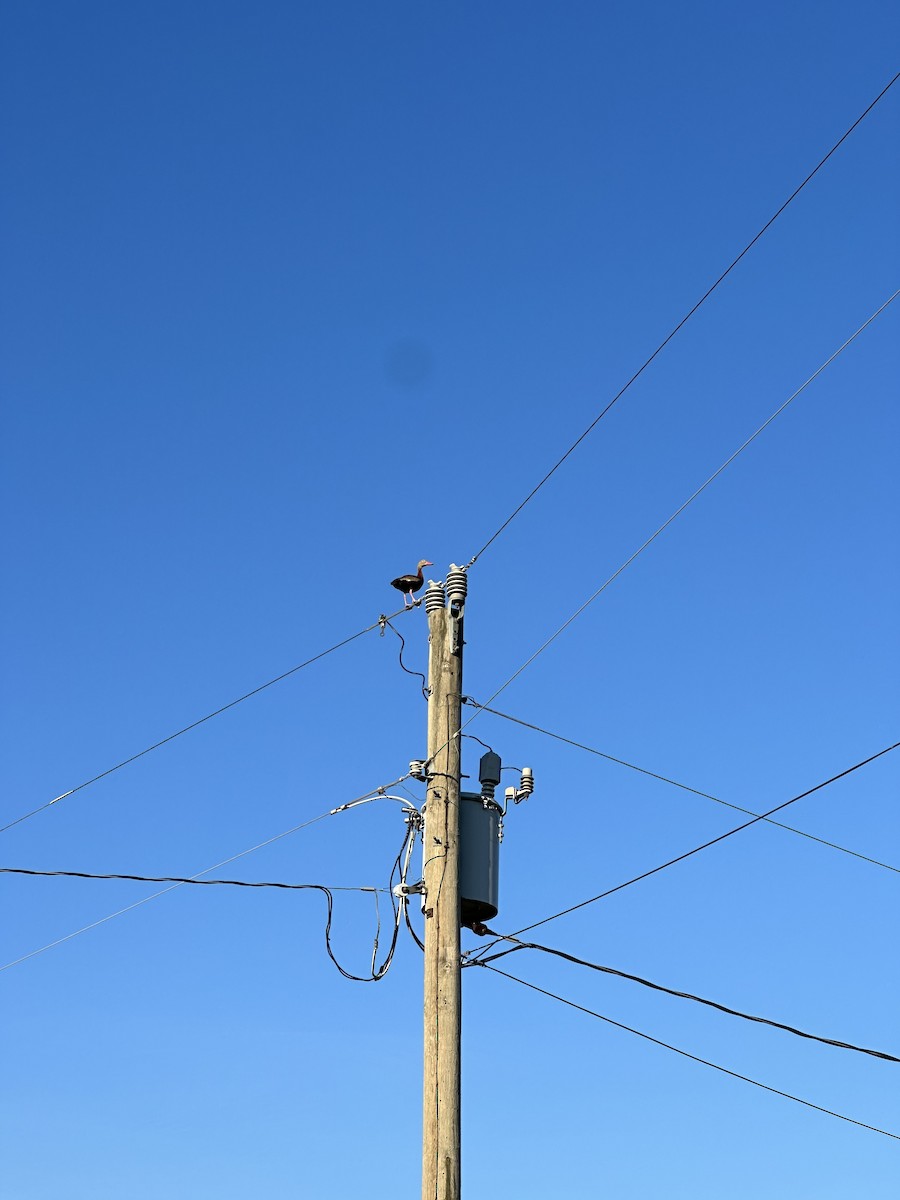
[{"x1": 1, "y1": 3, "x2": 898, "y2": 1196}]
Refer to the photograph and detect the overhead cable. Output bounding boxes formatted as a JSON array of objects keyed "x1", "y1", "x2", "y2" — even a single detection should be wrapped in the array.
[
  {"x1": 0, "y1": 775, "x2": 413, "y2": 974},
  {"x1": 2, "y1": 859, "x2": 408, "y2": 983},
  {"x1": 480, "y1": 964, "x2": 900, "y2": 1142},
  {"x1": 466, "y1": 72, "x2": 900, "y2": 567},
  {"x1": 466, "y1": 700, "x2": 900, "y2": 874},
  {"x1": 0, "y1": 866, "x2": 387, "y2": 892},
  {"x1": 335, "y1": 815, "x2": 416, "y2": 983},
  {"x1": 381, "y1": 617, "x2": 429, "y2": 699},
  {"x1": 472, "y1": 740, "x2": 899, "y2": 949},
  {"x1": 467, "y1": 930, "x2": 900, "y2": 1063},
  {"x1": 0, "y1": 602, "x2": 416, "y2": 838},
  {"x1": 462, "y1": 290, "x2": 899, "y2": 729}
]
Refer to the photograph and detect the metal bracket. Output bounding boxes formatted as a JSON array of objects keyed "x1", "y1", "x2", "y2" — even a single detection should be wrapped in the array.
[{"x1": 451, "y1": 617, "x2": 463, "y2": 656}]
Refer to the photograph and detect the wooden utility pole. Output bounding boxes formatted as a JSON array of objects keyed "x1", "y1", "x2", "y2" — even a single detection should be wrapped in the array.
[{"x1": 422, "y1": 580, "x2": 464, "y2": 1200}]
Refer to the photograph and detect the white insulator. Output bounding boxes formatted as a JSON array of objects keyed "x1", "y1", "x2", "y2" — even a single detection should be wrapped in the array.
[
  {"x1": 424, "y1": 580, "x2": 446, "y2": 613},
  {"x1": 446, "y1": 564, "x2": 467, "y2": 610},
  {"x1": 515, "y1": 767, "x2": 534, "y2": 803},
  {"x1": 409, "y1": 759, "x2": 429, "y2": 781}
]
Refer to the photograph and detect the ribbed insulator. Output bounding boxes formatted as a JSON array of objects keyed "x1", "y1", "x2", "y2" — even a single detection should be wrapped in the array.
[
  {"x1": 446, "y1": 564, "x2": 467, "y2": 610},
  {"x1": 481, "y1": 780, "x2": 496, "y2": 802},
  {"x1": 516, "y1": 767, "x2": 534, "y2": 803},
  {"x1": 424, "y1": 579, "x2": 446, "y2": 613},
  {"x1": 409, "y1": 759, "x2": 429, "y2": 782}
]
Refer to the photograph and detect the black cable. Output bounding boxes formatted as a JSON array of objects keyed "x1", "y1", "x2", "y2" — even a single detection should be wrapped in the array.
[
  {"x1": 462, "y1": 732, "x2": 495, "y2": 754},
  {"x1": 335, "y1": 819, "x2": 413, "y2": 983},
  {"x1": 3, "y1": 866, "x2": 394, "y2": 984},
  {"x1": 466, "y1": 699, "x2": 900, "y2": 874},
  {"x1": 0, "y1": 866, "x2": 383, "y2": 892},
  {"x1": 405, "y1": 901, "x2": 426, "y2": 952},
  {"x1": 0, "y1": 814, "x2": 418, "y2": 985},
  {"x1": 479, "y1": 963, "x2": 900, "y2": 1142},
  {"x1": 473, "y1": 740, "x2": 900, "y2": 949},
  {"x1": 0, "y1": 863, "x2": 403, "y2": 984},
  {"x1": 466, "y1": 71, "x2": 900, "y2": 567},
  {"x1": 1, "y1": 603, "x2": 416, "y2": 837},
  {"x1": 382, "y1": 618, "x2": 429, "y2": 699},
  {"x1": 468, "y1": 929, "x2": 899, "y2": 1063},
  {"x1": 400, "y1": 819, "x2": 426, "y2": 951}
]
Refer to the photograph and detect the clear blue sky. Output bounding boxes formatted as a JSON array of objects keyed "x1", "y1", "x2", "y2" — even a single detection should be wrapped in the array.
[{"x1": 1, "y1": 3, "x2": 898, "y2": 1196}]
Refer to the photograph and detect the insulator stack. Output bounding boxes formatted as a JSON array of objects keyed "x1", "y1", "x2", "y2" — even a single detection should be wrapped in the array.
[
  {"x1": 445, "y1": 564, "x2": 467, "y2": 612},
  {"x1": 423, "y1": 580, "x2": 446, "y2": 613},
  {"x1": 478, "y1": 750, "x2": 501, "y2": 804},
  {"x1": 515, "y1": 767, "x2": 534, "y2": 803}
]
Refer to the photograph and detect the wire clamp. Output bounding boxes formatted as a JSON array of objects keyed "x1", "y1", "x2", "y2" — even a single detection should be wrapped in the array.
[
  {"x1": 392, "y1": 880, "x2": 424, "y2": 898},
  {"x1": 404, "y1": 806, "x2": 423, "y2": 831},
  {"x1": 409, "y1": 758, "x2": 431, "y2": 782}
]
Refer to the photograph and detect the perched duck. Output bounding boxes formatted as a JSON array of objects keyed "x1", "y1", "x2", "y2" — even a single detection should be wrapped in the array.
[{"x1": 391, "y1": 559, "x2": 432, "y2": 606}]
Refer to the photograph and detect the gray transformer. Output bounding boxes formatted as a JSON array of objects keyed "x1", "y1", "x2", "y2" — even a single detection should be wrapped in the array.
[{"x1": 459, "y1": 791, "x2": 501, "y2": 927}]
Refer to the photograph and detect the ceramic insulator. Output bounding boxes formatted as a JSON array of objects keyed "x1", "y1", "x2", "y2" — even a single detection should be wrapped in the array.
[
  {"x1": 445, "y1": 564, "x2": 467, "y2": 610},
  {"x1": 424, "y1": 579, "x2": 446, "y2": 613},
  {"x1": 516, "y1": 767, "x2": 534, "y2": 802}
]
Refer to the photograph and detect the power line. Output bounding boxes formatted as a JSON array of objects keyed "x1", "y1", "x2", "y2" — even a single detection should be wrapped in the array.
[
  {"x1": 467, "y1": 931, "x2": 900, "y2": 1063},
  {"x1": 382, "y1": 617, "x2": 429, "y2": 699},
  {"x1": 0, "y1": 776, "x2": 414, "y2": 974},
  {"x1": 470, "y1": 740, "x2": 899, "y2": 950},
  {"x1": 466, "y1": 71, "x2": 900, "y2": 566},
  {"x1": 3, "y1": 869, "x2": 403, "y2": 982},
  {"x1": 466, "y1": 700, "x2": 900, "y2": 875},
  {"x1": 0, "y1": 602, "x2": 416, "y2": 838},
  {"x1": 479, "y1": 964, "x2": 900, "y2": 1142},
  {"x1": 0, "y1": 866, "x2": 387, "y2": 892},
  {"x1": 331, "y1": 815, "x2": 417, "y2": 983},
  {"x1": 462, "y1": 291, "x2": 899, "y2": 729}
]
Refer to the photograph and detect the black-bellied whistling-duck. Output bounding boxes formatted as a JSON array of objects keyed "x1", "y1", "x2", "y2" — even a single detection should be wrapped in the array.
[{"x1": 391, "y1": 560, "x2": 432, "y2": 606}]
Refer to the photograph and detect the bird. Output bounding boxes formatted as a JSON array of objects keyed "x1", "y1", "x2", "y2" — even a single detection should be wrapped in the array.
[{"x1": 390, "y1": 559, "x2": 432, "y2": 607}]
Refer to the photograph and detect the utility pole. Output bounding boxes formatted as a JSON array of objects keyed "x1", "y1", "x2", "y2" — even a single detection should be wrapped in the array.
[{"x1": 421, "y1": 571, "x2": 465, "y2": 1200}]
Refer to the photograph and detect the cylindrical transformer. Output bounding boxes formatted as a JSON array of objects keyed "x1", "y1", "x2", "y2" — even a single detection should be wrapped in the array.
[{"x1": 458, "y1": 790, "x2": 501, "y2": 927}]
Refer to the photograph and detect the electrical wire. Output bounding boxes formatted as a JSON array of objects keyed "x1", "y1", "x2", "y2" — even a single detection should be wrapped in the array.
[
  {"x1": 0, "y1": 775, "x2": 413, "y2": 974},
  {"x1": 333, "y1": 816, "x2": 416, "y2": 983},
  {"x1": 405, "y1": 902, "x2": 427, "y2": 950},
  {"x1": 479, "y1": 964, "x2": 900, "y2": 1142},
  {"x1": 2, "y1": 863, "x2": 406, "y2": 983},
  {"x1": 400, "y1": 819, "x2": 427, "y2": 952},
  {"x1": 0, "y1": 866, "x2": 386, "y2": 892},
  {"x1": 467, "y1": 930, "x2": 899, "y2": 1063},
  {"x1": 469, "y1": 740, "x2": 899, "y2": 953},
  {"x1": 462, "y1": 291, "x2": 899, "y2": 731},
  {"x1": 462, "y1": 733, "x2": 495, "y2": 754},
  {"x1": 381, "y1": 617, "x2": 429, "y2": 698},
  {"x1": 466, "y1": 72, "x2": 900, "y2": 567},
  {"x1": 0, "y1": 603, "x2": 416, "y2": 838},
  {"x1": 465, "y1": 700, "x2": 900, "y2": 874}
]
